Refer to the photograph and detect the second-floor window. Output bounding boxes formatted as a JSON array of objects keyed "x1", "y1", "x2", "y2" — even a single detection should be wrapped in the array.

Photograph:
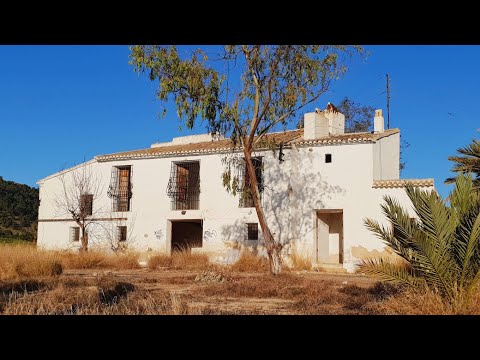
[
  {"x1": 107, "y1": 165, "x2": 132, "y2": 212},
  {"x1": 80, "y1": 194, "x2": 93, "y2": 216},
  {"x1": 237, "y1": 157, "x2": 263, "y2": 208},
  {"x1": 167, "y1": 161, "x2": 200, "y2": 210}
]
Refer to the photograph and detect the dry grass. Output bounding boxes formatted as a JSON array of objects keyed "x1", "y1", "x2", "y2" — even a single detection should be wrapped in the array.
[
  {"x1": 372, "y1": 287, "x2": 480, "y2": 315},
  {"x1": 194, "y1": 273, "x2": 390, "y2": 314},
  {"x1": 0, "y1": 274, "x2": 273, "y2": 315},
  {"x1": 147, "y1": 251, "x2": 211, "y2": 271},
  {"x1": 60, "y1": 251, "x2": 140, "y2": 270},
  {"x1": 1, "y1": 275, "x2": 202, "y2": 315},
  {"x1": 3, "y1": 277, "x2": 159, "y2": 315},
  {"x1": 7, "y1": 244, "x2": 480, "y2": 314},
  {"x1": 0, "y1": 244, "x2": 63, "y2": 281},
  {"x1": 4, "y1": 263, "x2": 480, "y2": 314},
  {"x1": 288, "y1": 253, "x2": 312, "y2": 271},
  {"x1": 230, "y1": 251, "x2": 270, "y2": 272},
  {"x1": 0, "y1": 245, "x2": 139, "y2": 279},
  {"x1": 147, "y1": 254, "x2": 171, "y2": 269}
]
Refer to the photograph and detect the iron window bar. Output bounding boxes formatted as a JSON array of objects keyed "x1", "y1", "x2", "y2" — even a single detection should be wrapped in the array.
[
  {"x1": 237, "y1": 157, "x2": 263, "y2": 208},
  {"x1": 167, "y1": 161, "x2": 200, "y2": 210},
  {"x1": 107, "y1": 166, "x2": 133, "y2": 212}
]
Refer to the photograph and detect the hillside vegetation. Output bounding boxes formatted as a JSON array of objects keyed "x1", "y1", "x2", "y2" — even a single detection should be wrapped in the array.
[{"x1": 0, "y1": 176, "x2": 38, "y2": 241}]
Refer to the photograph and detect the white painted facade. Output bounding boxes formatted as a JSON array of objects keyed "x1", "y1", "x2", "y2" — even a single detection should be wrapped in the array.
[{"x1": 37, "y1": 106, "x2": 434, "y2": 271}]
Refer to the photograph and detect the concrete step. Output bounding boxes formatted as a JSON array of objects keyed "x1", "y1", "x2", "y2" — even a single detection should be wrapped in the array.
[{"x1": 312, "y1": 263, "x2": 347, "y2": 274}]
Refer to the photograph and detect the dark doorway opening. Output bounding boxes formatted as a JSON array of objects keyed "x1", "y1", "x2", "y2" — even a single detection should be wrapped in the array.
[{"x1": 171, "y1": 220, "x2": 203, "y2": 252}]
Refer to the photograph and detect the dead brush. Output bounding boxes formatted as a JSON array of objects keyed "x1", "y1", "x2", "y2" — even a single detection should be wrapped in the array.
[
  {"x1": 197, "y1": 273, "x2": 299, "y2": 298},
  {"x1": 147, "y1": 254, "x2": 171, "y2": 270},
  {"x1": 288, "y1": 253, "x2": 312, "y2": 271},
  {"x1": 147, "y1": 251, "x2": 211, "y2": 271},
  {"x1": 0, "y1": 244, "x2": 63, "y2": 280},
  {"x1": 109, "y1": 253, "x2": 140, "y2": 270},
  {"x1": 2, "y1": 277, "x2": 201, "y2": 315},
  {"x1": 369, "y1": 288, "x2": 480, "y2": 315},
  {"x1": 171, "y1": 251, "x2": 210, "y2": 270},
  {"x1": 60, "y1": 251, "x2": 140, "y2": 270},
  {"x1": 230, "y1": 251, "x2": 269, "y2": 272},
  {"x1": 195, "y1": 269, "x2": 235, "y2": 283}
]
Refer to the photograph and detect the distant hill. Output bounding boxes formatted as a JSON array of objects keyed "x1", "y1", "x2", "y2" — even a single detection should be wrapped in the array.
[{"x1": 0, "y1": 176, "x2": 39, "y2": 241}]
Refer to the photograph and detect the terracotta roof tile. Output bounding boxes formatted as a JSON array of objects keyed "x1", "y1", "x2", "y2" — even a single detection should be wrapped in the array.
[
  {"x1": 96, "y1": 128, "x2": 399, "y2": 162},
  {"x1": 96, "y1": 130, "x2": 303, "y2": 162},
  {"x1": 372, "y1": 179, "x2": 435, "y2": 188},
  {"x1": 292, "y1": 128, "x2": 399, "y2": 146}
]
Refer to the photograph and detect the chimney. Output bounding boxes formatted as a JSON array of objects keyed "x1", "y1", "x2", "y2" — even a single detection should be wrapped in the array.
[
  {"x1": 303, "y1": 111, "x2": 329, "y2": 140},
  {"x1": 374, "y1": 109, "x2": 384, "y2": 133},
  {"x1": 323, "y1": 102, "x2": 345, "y2": 135},
  {"x1": 303, "y1": 102, "x2": 345, "y2": 140}
]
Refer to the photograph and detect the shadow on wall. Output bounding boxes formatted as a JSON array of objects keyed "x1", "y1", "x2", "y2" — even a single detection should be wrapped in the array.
[
  {"x1": 218, "y1": 220, "x2": 258, "y2": 264},
  {"x1": 265, "y1": 146, "x2": 345, "y2": 253},
  {"x1": 219, "y1": 146, "x2": 345, "y2": 260}
]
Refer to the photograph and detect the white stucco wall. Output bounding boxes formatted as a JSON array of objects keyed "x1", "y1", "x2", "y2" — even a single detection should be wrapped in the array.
[
  {"x1": 37, "y1": 131, "x2": 433, "y2": 272},
  {"x1": 373, "y1": 132, "x2": 400, "y2": 180}
]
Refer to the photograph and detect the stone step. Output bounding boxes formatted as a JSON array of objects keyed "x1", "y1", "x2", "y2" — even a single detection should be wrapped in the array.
[{"x1": 312, "y1": 263, "x2": 347, "y2": 273}]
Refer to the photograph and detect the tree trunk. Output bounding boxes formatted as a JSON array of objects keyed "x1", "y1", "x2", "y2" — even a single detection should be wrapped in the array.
[
  {"x1": 80, "y1": 225, "x2": 88, "y2": 252},
  {"x1": 244, "y1": 149, "x2": 282, "y2": 274}
]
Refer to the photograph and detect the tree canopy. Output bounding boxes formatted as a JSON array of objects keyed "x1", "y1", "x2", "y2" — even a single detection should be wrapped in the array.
[
  {"x1": 130, "y1": 46, "x2": 363, "y2": 142},
  {"x1": 0, "y1": 176, "x2": 38, "y2": 241},
  {"x1": 446, "y1": 132, "x2": 480, "y2": 190},
  {"x1": 130, "y1": 45, "x2": 364, "y2": 274},
  {"x1": 337, "y1": 96, "x2": 375, "y2": 133}
]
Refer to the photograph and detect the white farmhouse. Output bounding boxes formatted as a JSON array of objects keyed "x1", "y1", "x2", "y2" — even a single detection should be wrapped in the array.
[{"x1": 37, "y1": 104, "x2": 434, "y2": 272}]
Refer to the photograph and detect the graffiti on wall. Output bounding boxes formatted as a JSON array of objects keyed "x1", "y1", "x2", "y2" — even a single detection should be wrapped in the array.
[
  {"x1": 203, "y1": 229, "x2": 217, "y2": 242},
  {"x1": 154, "y1": 229, "x2": 164, "y2": 241}
]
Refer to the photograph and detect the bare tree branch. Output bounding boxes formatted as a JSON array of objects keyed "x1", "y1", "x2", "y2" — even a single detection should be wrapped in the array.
[{"x1": 54, "y1": 162, "x2": 105, "y2": 252}]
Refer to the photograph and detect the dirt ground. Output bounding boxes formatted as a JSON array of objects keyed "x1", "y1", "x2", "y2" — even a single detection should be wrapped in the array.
[{"x1": 54, "y1": 268, "x2": 381, "y2": 315}]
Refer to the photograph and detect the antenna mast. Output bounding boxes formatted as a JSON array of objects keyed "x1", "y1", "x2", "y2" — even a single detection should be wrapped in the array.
[{"x1": 386, "y1": 74, "x2": 391, "y2": 129}]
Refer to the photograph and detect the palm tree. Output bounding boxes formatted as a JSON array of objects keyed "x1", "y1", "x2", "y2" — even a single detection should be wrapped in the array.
[
  {"x1": 360, "y1": 174, "x2": 480, "y2": 306},
  {"x1": 446, "y1": 133, "x2": 480, "y2": 190}
]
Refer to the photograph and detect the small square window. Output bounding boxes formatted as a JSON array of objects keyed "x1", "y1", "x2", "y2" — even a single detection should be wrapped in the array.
[
  {"x1": 246, "y1": 223, "x2": 259, "y2": 241},
  {"x1": 325, "y1": 154, "x2": 332, "y2": 163},
  {"x1": 117, "y1": 226, "x2": 127, "y2": 242},
  {"x1": 70, "y1": 227, "x2": 80, "y2": 242}
]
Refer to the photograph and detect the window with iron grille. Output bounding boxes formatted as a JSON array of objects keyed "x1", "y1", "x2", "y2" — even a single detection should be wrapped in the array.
[
  {"x1": 107, "y1": 166, "x2": 132, "y2": 212},
  {"x1": 70, "y1": 227, "x2": 80, "y2": 242},
  {"x1": 80, "y1": 194, "x2": 93, "y2": 216},
  {"x1": 246, "y1": 223, "x2": 259, "y2": 241},
  {"x1": 237, "y1": 157, "x2": 263, "y2": 208},
  {"x1": 167, "y1": 161, "x2": 200, "y2": 210},
  {"x1": 117, "y1": 226, "x2": 127, "y2": 242}
]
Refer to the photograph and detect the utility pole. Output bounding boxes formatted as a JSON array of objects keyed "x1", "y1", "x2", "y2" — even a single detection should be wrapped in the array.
[{"x1": 386, "y1": 74, "x2": 391, "y2": 129}]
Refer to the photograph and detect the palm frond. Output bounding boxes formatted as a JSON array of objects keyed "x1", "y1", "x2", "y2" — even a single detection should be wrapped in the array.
[
  {"x1": 365, "y1": 171, "x2": 480, "y2": 305},
  {"x1": 456, "y1": 208, "x2": 480, "y2": 289},
  {"x1": 358, "y1": 258, "x2": 424, "y2": 287},
  {"x1": 446, "y1": 137, "x2": 480, "y2": 187},
  {"x1": 449, "y1": 173, "x2": 475, "y2": 218}
]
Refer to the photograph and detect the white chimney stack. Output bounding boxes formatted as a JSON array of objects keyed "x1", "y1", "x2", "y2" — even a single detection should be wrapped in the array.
[
  {"x1": 303, "y1": 102, "x2": 345, "y2": 140},
  {"x1": 303, "y1": 111, "x2": 329, "y2": 140},
  {"x1": 374, "y1": 109, "x2": 384, "y2": 133},
  {"x1": 323, "y1": 102, "x2": 345, "y2": 135}
]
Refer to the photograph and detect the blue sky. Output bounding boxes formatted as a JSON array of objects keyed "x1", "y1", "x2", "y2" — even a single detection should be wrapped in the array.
[{"x1": 0, "y1": 45, "x2": 478, "y2": 198}]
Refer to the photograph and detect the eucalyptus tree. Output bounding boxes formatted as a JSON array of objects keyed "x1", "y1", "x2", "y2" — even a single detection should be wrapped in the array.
[{"x1": 130, "y1": 45, "x2": 363, "y2": 274}]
